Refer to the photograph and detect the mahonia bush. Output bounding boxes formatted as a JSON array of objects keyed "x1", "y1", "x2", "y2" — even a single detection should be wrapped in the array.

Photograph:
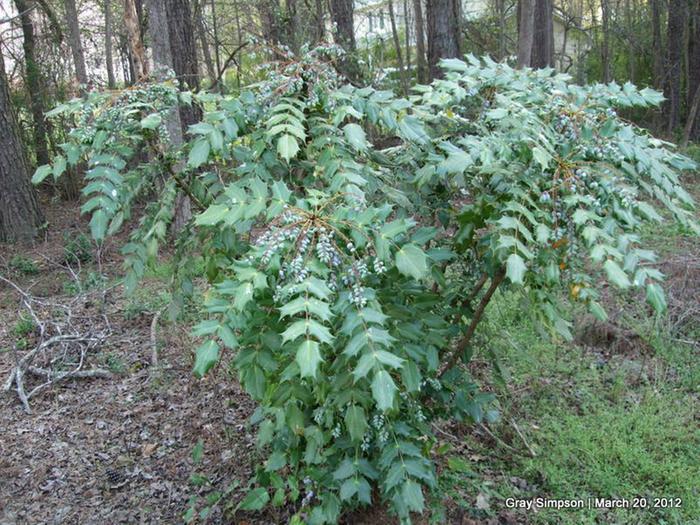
[{"x1": 36, "y1": 50, "x2": 698, "y2": 523}]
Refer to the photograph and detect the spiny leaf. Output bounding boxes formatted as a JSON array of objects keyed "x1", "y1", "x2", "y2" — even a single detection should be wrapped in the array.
[
  {"x1": 604, "y1": 259, "x2": 631, "y2": 289},
  {"x1": 296, "y1": 340, "x2": 323, "y2": 379},
  {"x1": 344, "y1": 123, "x2": 369, "y2": 151},
  {"x1": 371, "y1": 370, "x2": 397, "y2": 411},
  {"x1": 193, "y1": 340, "x2": 220, "y2": 378},
  {"x1": 344, "y1": 405, "x2": 368, "y2": 442},
  {"x1": 395, "y1": 244, "x2": 428, "y2": 280},
  {"x1": 277, "y1": 134, "x2": 299, "y2": 162},
  {"x1": 188, "y1": 138, "x2": 211, "y2": 168},
  {"x1": 505, "y1": 253, "x2": 526, "y2": 284}
]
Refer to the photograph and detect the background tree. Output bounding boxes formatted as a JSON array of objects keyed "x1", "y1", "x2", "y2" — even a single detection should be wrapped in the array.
[
  {"x1": 426, "y1": 0, "x2": 461, "y2": 79},
  {"x1": 0, "y1": 48, "x2": 44, "y2": 242}
]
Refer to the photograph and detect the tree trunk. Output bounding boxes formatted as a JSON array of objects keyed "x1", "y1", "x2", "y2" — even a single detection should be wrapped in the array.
[
  {"x1": 531, "y1": 0, "x2": 553, "y2": 69},
  {"x1": 124, "y1": 0, "x2": 148, "y2": 80},
  {"x1": 330, "y1": 0, "x2": 359, "y2": 80},
  {"x1": 681, "y1": 82, "x2": 700, "y2": 147},
  {"x1": 651, "y1": 0, "x2": 664, "y2": 89},
  {"x1": 64, "y1": 0, "x2": 89, "y2": 92},
  {"x1": 688, "y1": 0, "x2": 700, "y2": 139},
  {"x1": 517, "y1": 0, "x2": 535, "y2": 67},
  {"x1": 14, "y1": 0, "x2": 50, "y2": 167},
  {"x1": 665, "y1": 0, "x2": 685, "y2": 132},
  {"x1": 105, "y1": 0, "x2": 116, "y2": 88},
  {"x1": 600, "y1": 0, "x2": 611, "y2": 81},
  {"x1": 388, "y1": 0, "x2": 409, "y2": 95},
  {"x1": 413, "y1": 0, "x2": 428, "y2": 82},
  {"x1": 426, "y1": 0, "x2": 461, "y2": 80},
  {"x1": 0, "y1": 51, "x2": 44, "y2": 243},
  {"x1": 314, "y1": 0, "x2": 325, "y2": 42},
  {"x1": 196, "y1": 10, "x2": 216, "y2": 84}
]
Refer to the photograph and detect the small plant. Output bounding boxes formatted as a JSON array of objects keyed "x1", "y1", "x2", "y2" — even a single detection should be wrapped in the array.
[
  {"x1": 13, "y1": 315, "x2": 36, "y2": 338},
  {"x1": 63, "y1": 231, "x2": 94, "y2": 264},
  {"x1": 9, "y1": 255, "x2": 39, "y2": 275},
  {"x1": 38, "y1": 50, "x2": 698, "y2": 523},
  {"x1": 103, "y1": 352, "x2": 126, "y2": 375}
]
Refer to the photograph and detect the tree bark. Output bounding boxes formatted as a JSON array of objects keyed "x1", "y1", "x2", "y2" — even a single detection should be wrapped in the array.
[
  {"x1": 651, "y1": 0, "x2": 664, "y2": 89},
  {"x1": 517, "y1": 0, "x2": 535, "y2": 67},
  {"x1": 681, "y1": 82, "x2": 700, "y2": 147},
  {"x1": 105, "y1": 0, "x2": 116, "y2": 88},
  {"x1": 330, "y1": 0, "x2": 359, "y2": 80},
  {"x1": 195, "y1": 9, "x2": 216, "y2": 84},
  {"x1": 426, "y1": 0, "x2": 461, "y2": 80},
  {"x1": 0, "y1": 50, "x2": 44, "y2": 243},
  {"x1": 14, "y1": 0, "x2": 50, "y2": 167},
  {"x1": 688, "y1": 0, "x2": 700, "y2": 140},
  {"x1": 387, "y1": 0, "x2": 409, "y2": 95},
  {"x1": 413, "y1": 0, "x2": 428, "y2": 82},
  {"x1": 531, "y1": 0, "x2": 554, "y2": 69},
  {"x1": 665, "y1": 0, "x2": 685, "y2": 132},
  {"x1": 64, "y1": 0, "x2": 89, "y2": 92},
  {"x1": 600, "y1": 0, "x2": 611, "y2": 81},
  {"x1": 124, "y1": 0, "x2": 148, "y2": 80}
]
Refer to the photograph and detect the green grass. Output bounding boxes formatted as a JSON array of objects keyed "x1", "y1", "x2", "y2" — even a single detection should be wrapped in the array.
[{"x1": 434, "y1": 289, "x2": 700, "y2": 524}]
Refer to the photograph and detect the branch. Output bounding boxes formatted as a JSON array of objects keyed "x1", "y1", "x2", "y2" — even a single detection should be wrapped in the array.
[
  {"x1": 208, "y1": 41, "x2": 249, "y2": 92},
  {"x1": 439, "y1": 269, "x2": 505, "y2": 378}
]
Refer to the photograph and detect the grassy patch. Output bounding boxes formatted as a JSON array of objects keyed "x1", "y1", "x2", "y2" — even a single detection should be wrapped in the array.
[{"x1": 434, "y1": 288, "x2": 700, "y2": 524}]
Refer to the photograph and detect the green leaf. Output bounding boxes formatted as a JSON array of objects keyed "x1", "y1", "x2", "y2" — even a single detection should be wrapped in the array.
[
  {"x1": 32, "y1": 165, "x2": 52, "y2": 184},
  {"x1": 374, "y1": 350, "x2": 404, "y2": 369},
  {"x1": 264, "y1": 451, "x2": 286, "y2": 472},
  {"x1": 237, "y1": 488, "x2": 269, "y2": 511},
  {"x1": 296, "y1": 340, "x2": 322, "y2": 379},
  {"x1": 193, "y1": 340, "x2": 220, "y2": 378},
  {"x1": 588, "y1": 300, "x2": 608, "y2": 321},
  {"x1": 194, "y1": 204, "x2": 229, "y2": 226},
  {"x1": 140, "y1": 113, "x2": 162, "y2": 129},
  {"x1": 344, "y1": 405, "x2": 368, "y2": 442},
  {"x1": 371, "y1": 370, "x2": 397, "y2": 411},
  {"x1": 90, "y1": 209, "x2": 109, "y2": 241},
  {"x1": 402, "y1": 480, "x2": 425, "y2": 513},
  {"x1": 604, "y1": 259, "x2": 631, "y2": 289},
  {"x1": 53, "y1": 156, "x2": 67, "y2": 179},
  {"x1": 277, "y1": 134, "x2": 299, "y2": 162},
  {"x1": 191, "y1": 438, "x2": 204, "y2": 464},
  {"x1": 532, "y1": 146, "x2": 551, "y2": 170},
  {"x1": 340, "y1": 478, "x2": 358, "y2": 501},
  {"x1": 645, "y1": 283, "x2": 667, "y2": 313},
  {"x1": 505, "y1": 253, "x2": 526, "y2": 285},
  {"x1": 344, "y1": 123, "x2": 369, "y2": 151},
  {"x1": 395, "y1": 244, "x2": 428, "y2": 280},
  {"x1": 188, "y1": 138, "x2": 211, "y2": 168}
]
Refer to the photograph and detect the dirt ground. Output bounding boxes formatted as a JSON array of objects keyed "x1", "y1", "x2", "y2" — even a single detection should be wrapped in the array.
[{"x1": 0, "y1": 198, "x2": 263, "y2": 525}]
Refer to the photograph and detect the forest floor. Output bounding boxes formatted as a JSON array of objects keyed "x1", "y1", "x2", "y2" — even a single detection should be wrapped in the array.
[{"x1": 0, "y1": 176, "x2": 699, "y2": 525}]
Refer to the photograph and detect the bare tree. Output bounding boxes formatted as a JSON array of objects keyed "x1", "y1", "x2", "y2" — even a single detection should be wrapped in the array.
[
  {"x1": 105, "y1": 0, "x2": 116, "y2": 88},
  {"x1": 330, "y1": 0, "x2": 359, "y2": 80},
  {"x1": 0, "y1": 49, "x2": 44, "y2": 242},
  {"x1": 388, "y1": 0, "x2": 409, "y2": 95},
  {"x1": 517, "y1": 0, "x2": 535, "y2": 67},
  {"x1": 64, "y1": 0, "x2": 89, "y2": 91},
  {"x1": 426, "y1": 0, "x2": 461, "y2": 80},
  {"x1": 413, "y1": 0, "x2": 428, "y2": 82},
  {"x1": 531, "y1": 0, "x2": 554, "y2": 68},
  {"x1": 665, "y1": 0, "x2": 685, "y2": 132}
]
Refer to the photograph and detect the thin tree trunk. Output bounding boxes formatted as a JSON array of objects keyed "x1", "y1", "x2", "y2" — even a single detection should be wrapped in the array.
[
  {"x1": 681, "y1": 82, "x2": 700, "y2": 147},
  {"x1": 688, "y1": 0, "x2": 700, "y2": 139},
  {"x1": 314, "y1": 0, "x2": 325, "y2": 42},
  {"x1": 413, "y1": 0, "x2": 428, "y2": 82},
  {"x1": 330, "y1": 0, "x2": 359, "y2": 80},
  {"x1": 124, "y1": 0, "x2": 148, "y2": 80},
  {"x1": 0, "y1": 49, "x2": 44, "y2": 242},
  {"x1": 14, "y1": 0, "x2": 50, "y2": 167},
  {"x1": 64, "y1": 0, "x2": 88, "y2": 92},
  {"x1": 517, "y1": 0, "x2": 535, "y2": 68},
  {"x1": 651, "y1": 0, "x2": 664, "y2": 89},
  {"x1": 600, "y1": 0, "x2": 611, "y2": 81},
  {"x1": 403, "y1": 0, "x2": 411, "y2": 72},
  {"x1": 195, "y1": 3, "x2": 216, "y2": 84},
  {"x1": 666, "y1": 0, "x2": 685, "y2": 132},
  {"x1": 105, "y1": 0, "x2": 116, "y2": 88},
  {"x1": 426, "y1": 0, "x2": 461, "y2": 80},
  {"x1": 531, "y1": 0, "x2": 553, "y2": 68},
  {"x1": 388, "y1": 0, "x2": 409, "y2": 95}
]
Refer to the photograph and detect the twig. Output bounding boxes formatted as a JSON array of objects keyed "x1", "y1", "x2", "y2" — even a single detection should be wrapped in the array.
[
  {"x1": 150, "y1": 310, "x2": 162, "y2": 366},
  {"x1": 439, "y1": 269, "x2": 506, "y2": 378},
  {"x1": 508, "y1": 418, "x2": 537, "y2": 457}
]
